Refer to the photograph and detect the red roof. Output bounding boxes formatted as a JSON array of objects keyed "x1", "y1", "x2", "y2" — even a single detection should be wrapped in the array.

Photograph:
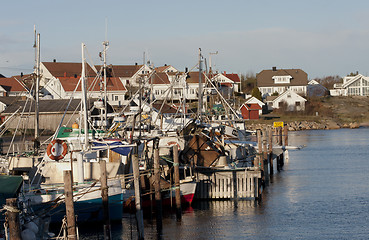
[
  {"x1": 220, "y1": 82, "x2": 233, "y2": 87},
  {"x1": 0, "y1": 77, "x2": 28, "y2": 92},
  {"x1": 43, "y1": 62, "x2": 97, "y2": 77},
  {"x1": 186, "y1": 72, "x2": 207, "y2": 84},
  {"x1": 58, "y1": 76, "x2": 126, "y2": 92},
  {"x1": 225, "y1": 73, "x2": 240, "y2": 83},
  {"x1": 148, "y1": 72, "x2": 170, "y2": 84}
]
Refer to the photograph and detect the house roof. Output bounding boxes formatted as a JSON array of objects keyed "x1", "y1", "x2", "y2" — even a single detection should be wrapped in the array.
[
  {"x1": 342, "y1": 74, "x2": 368, "y2": 88},
  {"x1": 240, "y1": 103, "x2": 262, "y2": 110},
  {"x1": 225, "y1": 73, "x2": 240, "y2": 83},
  {"x1": 0, "y1": 96, "x2": 19, "y2": 106},
  {"x1": 245, "y1": 96, "x2": 265, "y2": 106},
  {"x1": 186, "y1": 72, "x2": 207, "y2": 84},
  {"x1": 42, "y1": 62, "x2": 97, "y2": 77},
  {"x1": 105, "y1": 65, "x2": 143, "y2": 78},
  {"x1": 148, "y1": 72, "x2": 170, "y2": 85},
  {"x1": 155, "y1": 65, "x2": 172, "y2": 72},
  {"x1": 1, "y1": 99, "x2": 97, "y2": 114},
  {"x1": 273, "y1": 89, "x2": 307, "y2": 103},
  {"x1": 257, "y1": 68, "x2": 308, "y2": 87},
  {"x1": 0, "y1": 77, "x2": 29, "y2": 93},
  {"x1": 152, "y1": 103, "x2": 178, "y2": 114},
  {"x1": 58, "y1": 76, "x2": 126, "y2": 92},
  {"x1": 265, "y1": 96, "x2": 278, "y2": 102}
]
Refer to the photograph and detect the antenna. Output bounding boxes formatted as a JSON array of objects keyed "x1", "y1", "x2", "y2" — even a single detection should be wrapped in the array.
[
  {"x1": 209, "y1": 51, "x2": 218, "y2": 74},
  {"x1": 105, "y1": 17, "x2": 108, "y2": 42}
]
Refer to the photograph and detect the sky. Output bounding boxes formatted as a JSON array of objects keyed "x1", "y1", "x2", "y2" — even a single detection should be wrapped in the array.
[{"x1": 1, "y1": 0, "x2": 369, "y2": 79}]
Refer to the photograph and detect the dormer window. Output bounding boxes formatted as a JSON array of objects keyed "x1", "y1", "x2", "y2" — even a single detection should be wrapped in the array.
[{"x1": 273, "y1": 75, "x2": 292, "y2": 84}]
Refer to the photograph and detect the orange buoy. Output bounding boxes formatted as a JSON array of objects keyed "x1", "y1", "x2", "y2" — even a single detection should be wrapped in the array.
[{"x1": 46, "y1": 139, "x2": 68, "y2": 161}]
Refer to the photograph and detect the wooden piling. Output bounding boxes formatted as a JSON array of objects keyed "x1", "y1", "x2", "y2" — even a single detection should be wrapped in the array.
[
  {"x1": 284, "y1": 124, "x2": 288, "y2": 146},
  {"x1": 132, "y1": 146, "x2": 144, "y2": 240},
  {"x1": 173, "y1": 145, "x2": 182, "y2": 221},
  {"x1": 6, "y1": 198, "x2": 21, "y2": 240},
  {"x1": 262, "y1": 129, "x2": 269, "y2": 185},
  {"x1": 256, "y1": 129, "x2": 262, "y2": 171},
  {"x1": 268, "y1": 127, "x2": 274, "y2": 176},
  {"x1": 100, "y1": 160, "x2": 111, "y2": 240},
  {"x1": 63, "y1": 170, "x2": 77, "y2": 240},
  {"x1": 154, "y1": 141, "x2": 163, "y2": 235},
  {"x1": 278, "y1": 127, "x2": 283, "y2": 146}
]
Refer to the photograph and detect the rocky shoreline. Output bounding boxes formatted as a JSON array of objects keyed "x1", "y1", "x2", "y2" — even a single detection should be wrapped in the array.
[{"x1": 247, "y1": 120, "x2": 362, "y2": 131}]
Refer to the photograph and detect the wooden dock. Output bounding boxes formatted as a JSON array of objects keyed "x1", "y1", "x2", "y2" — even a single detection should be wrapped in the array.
[{"x1": 195, "y1": 168, "x2": 262, "y2": 200}]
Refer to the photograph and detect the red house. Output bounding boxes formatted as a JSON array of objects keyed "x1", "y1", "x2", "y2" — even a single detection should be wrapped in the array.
[{"x1": 240, "y1": 103, "x2": 262, "y2": 120}]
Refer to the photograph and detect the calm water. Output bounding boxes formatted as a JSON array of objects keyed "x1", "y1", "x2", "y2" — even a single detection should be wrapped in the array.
[{"x1": 78, "y1": 128, "x2": 369, "y2": 239}]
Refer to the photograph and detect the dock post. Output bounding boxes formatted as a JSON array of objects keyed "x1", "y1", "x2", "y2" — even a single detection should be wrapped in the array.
[
  {"x1": 257, "y1": 129, "x2": 264, "y2": 183},
  {"x1": 63, "y1": 170, "x2": 77, "y2": 240},
  {"x1": 262, "y1": 128, "x2": 269, "y2": 185},
  {"x1": 132, "y1": 145, "x2": 144, "y2": 240},
  {"x1": 284, "y1": 124, "x2": 288, "y2": 146},
  {"x1": 154, "y1": 140, "x2": 163, "y2": 236},
  {"x1": 268, "y1": 127, "x2": 274, "y2": 176},
  {"x1": 278, "y1": 127, "x2": 283, "y2": 146},
  {"x1": 6, "y1": 198, "x2": 21, "y2": 240},
  {"x1": 100, "y1": 160, "x2": 111, "y2": 240},
  {"x1": 173, "y1": 145, "x2": 182, "y2": 221}
]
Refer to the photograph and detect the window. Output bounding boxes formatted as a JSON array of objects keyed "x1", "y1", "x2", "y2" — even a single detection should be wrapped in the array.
[
  {"x1": 115, "y1": 95, "x2": 119, "y2": 101},
  {"x1": 296, "y1": 102, "x2": 300, "y2": 106},
  {"x1": 273, "y1": 75, "x2": 292, "y2": 84}
]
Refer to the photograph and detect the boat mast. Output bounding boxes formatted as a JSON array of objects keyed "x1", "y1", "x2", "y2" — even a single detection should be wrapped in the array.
[
  {"x1": 102, "y1": 40, "x2": 109, "y2": 130},
  {"x1": 34, "y1": 27, "x2": 40, "y2": 154},
  {"x1": 198, "y1": 48, "x2": 203, "y2": 121},
  {"x1": 81, "y1": 43, "x2": 89, "y2": 150}
]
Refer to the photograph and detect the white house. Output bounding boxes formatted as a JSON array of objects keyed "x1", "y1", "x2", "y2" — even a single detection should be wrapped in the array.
[
  {"x1": 257, "y1": 67, "x2": 308, "y2": 98},
  {"x1": 43, "y1": 76, "x2": 127, "y2": 106},
  {"x1": 270, "y1": 90, "x2": 307, "y2": 111},
  {"x1": 330, "y1": 74, "x2": 369, "y2": 96},
  {"x1": 155, "y1": 65, "x2": 178, "y2": 73}
]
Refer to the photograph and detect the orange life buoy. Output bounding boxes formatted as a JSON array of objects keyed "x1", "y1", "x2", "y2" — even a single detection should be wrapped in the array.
[
  {"x1": 167, "y1": 141, "x2": 180, "y2": 150},
  {"x1": 46, "y1": 139, "x2": 68, "y2": 161}
]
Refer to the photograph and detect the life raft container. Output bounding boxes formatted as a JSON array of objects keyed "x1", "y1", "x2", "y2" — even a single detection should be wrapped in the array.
[{"x1": 46, "y1": 139, "x2": 68, "y2": 161}]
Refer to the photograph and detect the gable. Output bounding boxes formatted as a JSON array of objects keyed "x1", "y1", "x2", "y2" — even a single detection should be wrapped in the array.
[
  {"x1": 245, "y1": 96, "x2": 265, "y2": 106},
  {"x1": 273, "y1": 90, "x2": 306, "y2": 103},
  {"x1": 342, "y1": 74, "x2": 369, "y2": 88}
]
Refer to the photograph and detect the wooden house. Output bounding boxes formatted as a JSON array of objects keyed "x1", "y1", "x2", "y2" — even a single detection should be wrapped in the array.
[{"x1": 239, "y1": 103, "x2": 262, "y2": 120}]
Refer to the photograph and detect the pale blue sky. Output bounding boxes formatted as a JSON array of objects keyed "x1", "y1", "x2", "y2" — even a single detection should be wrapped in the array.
[{"x1": 1, "y1": 0, "x2": 369, "y2": 78}]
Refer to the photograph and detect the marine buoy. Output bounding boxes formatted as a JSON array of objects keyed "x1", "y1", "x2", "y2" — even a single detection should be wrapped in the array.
[
  {"x1": 167, "y1": 141, "x2": 180, "y2": 150},
  {"x1": 46, "y1": 139, "x2": 68, "y2": 161}
]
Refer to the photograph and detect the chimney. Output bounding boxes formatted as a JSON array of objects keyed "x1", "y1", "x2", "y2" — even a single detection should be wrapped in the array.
[
  {"x1": 135, "y1": 62, "x2": 138, "y2": 65},
  {"x1": 272, "y1": 66, "x2": 277, "y2": 71},
  {"x1": 53, "y1": 59, "x2": 56, "y2": 62},
  {"x1": 185, "y1": 67, "x2": 188, "y2": 73}
]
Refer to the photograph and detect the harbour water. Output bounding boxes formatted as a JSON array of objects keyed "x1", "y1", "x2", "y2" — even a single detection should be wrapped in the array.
[{"x1": 76, "y1": 128, "x2": 369, "y2": 239}]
